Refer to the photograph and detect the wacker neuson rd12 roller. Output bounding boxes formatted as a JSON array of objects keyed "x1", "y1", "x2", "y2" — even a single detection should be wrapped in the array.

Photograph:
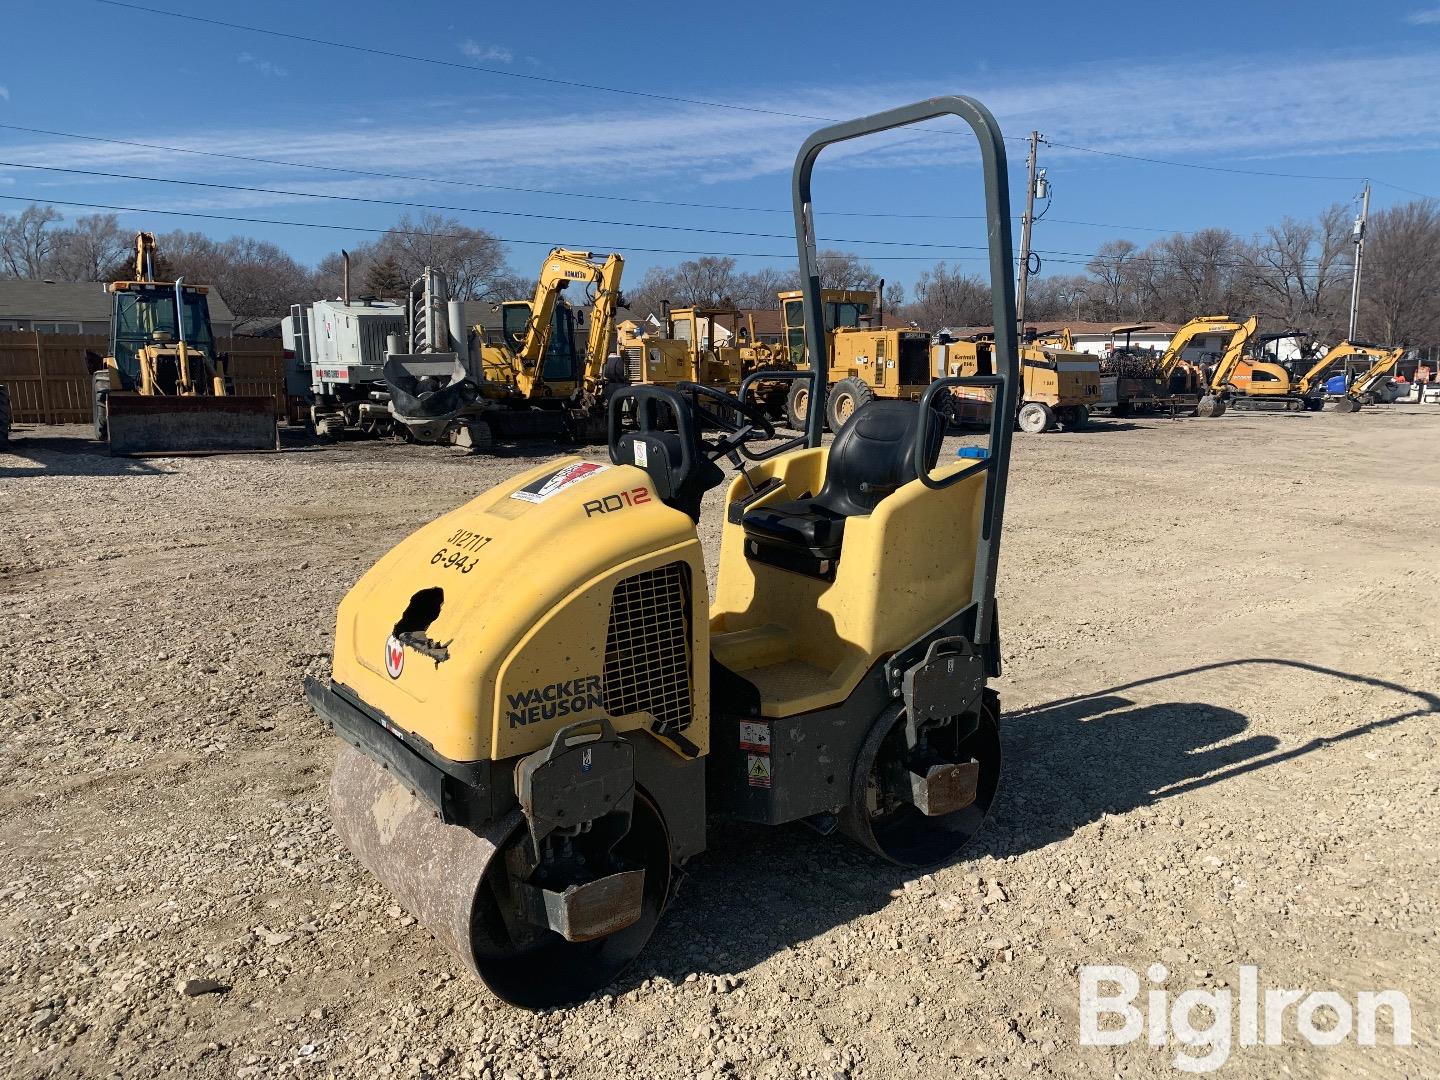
[{"x1": 306, "y1": 95, "x2": 1021, "y2": 1008}]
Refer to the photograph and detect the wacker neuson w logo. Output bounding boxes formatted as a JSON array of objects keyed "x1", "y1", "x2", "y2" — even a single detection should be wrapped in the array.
[{"x1": 1080, "y1": 963, "x2": 1413, "y2": 1073}]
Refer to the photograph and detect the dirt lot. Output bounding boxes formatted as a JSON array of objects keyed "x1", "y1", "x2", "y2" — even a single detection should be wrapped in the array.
[{"x1": 2, "y1": 406, "x2": 1438, "y2": 1080}]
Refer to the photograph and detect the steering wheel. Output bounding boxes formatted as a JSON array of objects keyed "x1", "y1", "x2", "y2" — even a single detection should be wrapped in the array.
[{"x1": 675, "y1": 381, "x2": 775, "y2": 461}]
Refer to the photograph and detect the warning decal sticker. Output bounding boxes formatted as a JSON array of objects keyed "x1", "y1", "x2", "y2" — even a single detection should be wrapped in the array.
[
  {"x1": 738, "y1": 720, "x2": 770, "y2": 752},
  {"x1": 747, "y1": 753, "x2": 772, "y2": 788},
  {"x1": 510, "y1": 461, "x2": 611, "y2": 504}
]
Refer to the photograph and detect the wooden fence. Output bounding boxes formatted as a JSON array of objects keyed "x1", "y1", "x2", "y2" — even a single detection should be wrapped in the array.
[{"x1": 0, "y1": 331, "x2": 287, "y2": 424}]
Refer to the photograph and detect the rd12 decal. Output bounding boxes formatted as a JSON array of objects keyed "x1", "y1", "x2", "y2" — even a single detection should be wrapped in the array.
[
  {"x1": 510, "y1": 461, "x2": 610, "y2": 504},
  {"x1": 384, "y1": 634, "x2": 405, "y2": 679}
]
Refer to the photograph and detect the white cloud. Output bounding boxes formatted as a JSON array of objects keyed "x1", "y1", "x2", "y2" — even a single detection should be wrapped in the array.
[
  {"x1": 460, "y1": 40, "x2": 513, "y2": 63},
  {"x1": 1405, "y1": 6, "x2": 1440, "y2": 24},
  {"x1": 0, "y1": 85, "x2": 10, "y2": 102},
  {"x1": 237, "y1": 51, "x2": 288, "y2": 78},
  {"x1": 2, "y1": 48, "x2": 1436, "y2": 217}
]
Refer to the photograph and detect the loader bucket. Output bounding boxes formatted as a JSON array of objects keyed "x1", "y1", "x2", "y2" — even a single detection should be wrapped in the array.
[{"x1": 105, "y1": 394, "x2": 279, "y2": 456}]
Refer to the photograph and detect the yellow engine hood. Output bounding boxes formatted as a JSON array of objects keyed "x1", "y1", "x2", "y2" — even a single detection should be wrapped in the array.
[{"x1": 331, "y1": 455, "x2": 705, "y2": 763}]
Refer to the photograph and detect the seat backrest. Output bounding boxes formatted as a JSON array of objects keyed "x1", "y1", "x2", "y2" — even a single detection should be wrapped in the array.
[
  {"x1": 815, "y1": 400, "x2": 940, "y2": 517},
  {"x1": 613, "y1": 430, "x2": 723, "y2": 522}
]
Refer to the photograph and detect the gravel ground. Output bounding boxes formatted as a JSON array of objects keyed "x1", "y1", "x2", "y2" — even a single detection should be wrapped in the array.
[{"x1": 1, "y1": 406, "x2": 1437, "y2": 1080}]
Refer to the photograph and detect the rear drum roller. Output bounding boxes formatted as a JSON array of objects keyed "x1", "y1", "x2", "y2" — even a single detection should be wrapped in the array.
[
  {"x1": 329, "y1": 744, "x2": 672, "y2": 1008},
  {"x1": 840, "y1": 695, "x2": 1002, "y2": 867}
]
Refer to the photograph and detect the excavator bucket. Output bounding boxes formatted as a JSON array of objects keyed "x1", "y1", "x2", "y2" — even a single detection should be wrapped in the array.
[{"x1": 105, "y1": 393, "x2": 279, "y2": 456}]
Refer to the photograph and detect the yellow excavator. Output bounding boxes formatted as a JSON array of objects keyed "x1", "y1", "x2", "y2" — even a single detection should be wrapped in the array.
[
  {"x1": 1286, "y1": 341, "x2": 1407, "y2": 413},
  {"x1": 385, "y1": 249, "x2": 626, "y2": 449},
  {"x1": 1104, "y1": 315, "x2": 1257, "y2": 418},
  {"x1": 89, "y1": 233, "x2": 278, "y2": 455},
  {"x1": 1194, "y1": 325, "x2": 1384, "y2": 416}
]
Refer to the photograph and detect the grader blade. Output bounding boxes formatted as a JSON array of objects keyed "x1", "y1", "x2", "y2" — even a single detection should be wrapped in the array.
[{"x1": 106, "y1": 394, "x2": 278, "y2": 456}]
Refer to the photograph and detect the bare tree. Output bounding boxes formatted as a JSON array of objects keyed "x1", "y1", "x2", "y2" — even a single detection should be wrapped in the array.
[
  {"x1": 1360, "y1": 199, "x2": 1440, "y2": 344},
  {"x1": 905, "y1": 262, "x2": 991, "y2": 330},
  {"x1": 45, "y1": 213, "x2": 131, "y2": 281},
  {"x1": 0, "y1": 205, "x2": 62, "y2": 277},
  {"x1": 813, "y1": 249, "x2": 878, "y2": 291},
  {"x1": 1235, "y1": 205, "x2": 1349, "y2": 343},
  {"x1": 1085, "y1": 239, "x2": 1140, "y2": 319},
  {"x1": 372, "y1": 212, "x2": 509, "y2": 299}
]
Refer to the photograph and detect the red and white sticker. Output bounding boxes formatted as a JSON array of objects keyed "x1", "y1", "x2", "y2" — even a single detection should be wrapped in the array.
[
  {"x1": 384, "y1": 634, "x2": 405, "y2": 679},
  {"x1": 510, "y1": 461, "x2": 611, "y2": 504},
  {"x1": 739, "y1": 720, "x2": 770, "y2": 752}
]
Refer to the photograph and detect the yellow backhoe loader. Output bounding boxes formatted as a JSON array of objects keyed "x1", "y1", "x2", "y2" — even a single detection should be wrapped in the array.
[
  {"x1": 306, "y1": 94, "x2": 1020, "y2": 1008},
  {"x1": 89, "y1": 233, "x2": 278, "y2": 455},
  {"x1": 384, "y1": 249, "x2": 627, "y2": 449}
]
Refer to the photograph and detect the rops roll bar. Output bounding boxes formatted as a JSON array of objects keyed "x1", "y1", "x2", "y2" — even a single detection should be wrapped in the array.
[{"x1": 790, "y1": 96, "x2": 1018, "y2": 648}]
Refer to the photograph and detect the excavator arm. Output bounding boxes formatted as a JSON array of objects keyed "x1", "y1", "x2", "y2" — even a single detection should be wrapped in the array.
[
  {"x1": 1204, "y1": 316, "x2": 1260, "y2": 393},
  {"x1": 513, "y1": 249, "x2": 624, "y2": 377},
  {"x1": 1156, "y1": 315, "x2": 1254, "y2": 381},
  {"x1": 1296, "y1": 341, "x2": 1404, "y2": 397}
]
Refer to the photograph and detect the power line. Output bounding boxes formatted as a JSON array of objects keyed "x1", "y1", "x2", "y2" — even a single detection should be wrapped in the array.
[
  {"x1": 0, "y1": 122, "x2": 984, "y2": 222},
  {"x1": 0, "y1": 192, "x2": 1014, "y2": 263},
  {"x1": 0, "y1": 158, "x2": 1003, "y2": 251},
  {"x1": 1046, "y1": 140, "x2": 1366, "y2": 182},
  {"x1": 0, "y1": 191, "x2": 1348, "y2": 275},
  {"x1": 0, "y1": 121, "x2": 1200, "y2": 233}
]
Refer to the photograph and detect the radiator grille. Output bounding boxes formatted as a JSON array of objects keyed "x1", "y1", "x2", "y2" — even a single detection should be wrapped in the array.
[
  {"x1": 603, "y1": 562, "x2": 693, "y2": 735},
  {"x1": 623, "y1": 345, "x2": 645, "y2": 383}
]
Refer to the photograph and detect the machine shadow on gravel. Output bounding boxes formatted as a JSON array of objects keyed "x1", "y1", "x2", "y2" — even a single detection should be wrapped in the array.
[
  {"x1": 0, "y1": 436, "x2": 173, "y2": 478},
  {"x1": 628, "y1": 658, "x2": 1437, "y2": 991}
]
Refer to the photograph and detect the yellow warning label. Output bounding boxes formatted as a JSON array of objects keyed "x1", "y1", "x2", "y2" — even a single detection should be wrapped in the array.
[{"x1": 747, "y1": 753, "x2": 772, "y2": 788}]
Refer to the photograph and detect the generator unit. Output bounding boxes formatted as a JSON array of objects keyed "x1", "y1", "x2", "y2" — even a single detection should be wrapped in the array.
[{"x1": 284, "y1": 297, "x2": 407, "y2": 438}]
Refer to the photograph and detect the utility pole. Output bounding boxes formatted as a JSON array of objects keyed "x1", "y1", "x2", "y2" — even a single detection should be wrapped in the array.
[
  {"x1": 1015, "y1": 131, "x2": 1046, "y2": 344},
  {"x1": 1347, "y1": 180, "x2": 1370, "y2": 341}
]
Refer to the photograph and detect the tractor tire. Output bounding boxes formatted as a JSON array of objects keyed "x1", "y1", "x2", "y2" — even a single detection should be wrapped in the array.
[
  {"x1": 1304, "y1": 397, "x2": 1324, "y2": 412},
  {"x1": 1017, "y1": 401, "x2": 1053, "y2": 434},
  {"x1": 1113, "y1": 400, "x2": 1132, "y2": 419},
  {"x1": 0, "y1": 384, "x2": 11, "y2": 446},
  {"x1": 827, "y1": 377, "x2": 874, "y2": 432},
  {"x1": 1067, "y1": 404, "x2": 1090, "y2": 431},
  {"x1": 93, "y1": 370, "x2": 111, "y2": 442},
  {"x1": 785, "y1": 380, "x2": 812, "y2": 432}
]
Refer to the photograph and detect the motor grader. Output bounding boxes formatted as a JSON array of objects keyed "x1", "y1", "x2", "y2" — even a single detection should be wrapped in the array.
[
  {"x1": 771, "y1": 288, "x2": 881, "y2": 432},
  {"x1": 384, "y1": 249, "x2": 627, "y2": 449},
  {"x1": 306, "y1": 94, "x2": 1020, "y2": 1008},
  {"x1": 89, "y1": 232, "x2": 278, "y2": 455}
]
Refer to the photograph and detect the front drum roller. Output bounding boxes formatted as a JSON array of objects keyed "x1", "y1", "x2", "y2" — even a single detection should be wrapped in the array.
[
  {"x1": 330, "y1": 743, "x2": 672, "y2": 1008},
  {"x1": 840, "y1": 694, "x2": 1002, "y2": 867}
]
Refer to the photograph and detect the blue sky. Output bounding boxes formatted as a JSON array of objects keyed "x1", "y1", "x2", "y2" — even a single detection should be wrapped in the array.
[{"x1": 2, "y1": 0, "x2": 1438, "y2": 291}]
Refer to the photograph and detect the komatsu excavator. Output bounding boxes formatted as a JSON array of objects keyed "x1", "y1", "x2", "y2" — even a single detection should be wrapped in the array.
[
  {"x1": 307, "y1": 94, "x2": 1019, "y2": 1009},
  {"x1": 89, "y1": 233, "x2": 278, "y2": 455},
  {"x1": 385, "y1": 249, "x2": 627, "y2": 448}
]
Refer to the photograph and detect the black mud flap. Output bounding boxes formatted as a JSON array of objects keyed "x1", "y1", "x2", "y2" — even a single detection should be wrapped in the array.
[
  {"x1": 900, "y1": 638, "x2": 986, "y2": 816},
  {"x1": 515, "y1": 718, "x2": 643, "y2": 941}
]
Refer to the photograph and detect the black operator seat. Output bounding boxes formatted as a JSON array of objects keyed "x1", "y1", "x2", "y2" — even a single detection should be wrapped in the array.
[{"x1": 741, "y1": 400, "x2": 941, "y2": 572}]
